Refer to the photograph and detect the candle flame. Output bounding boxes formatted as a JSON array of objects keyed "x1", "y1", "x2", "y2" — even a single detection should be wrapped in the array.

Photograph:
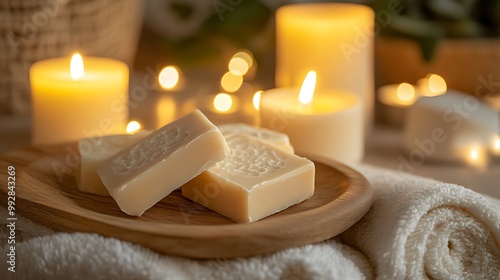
[
  {"x1": 126, "y1": 121, "x2": 141, "y2": 134},
  {"x1": 397, "y1": 83, "x2": 415, "y2": 102},
  {"x1": 427, "y1": 74, "x2": 447, "y2": 96},
  {"x1": 214, "y1": 93, "x2": 233, "y2": 112},
  {"x1": 470, "y1": 149, "x2": 478, "y2": 161},
  {"x1": 70, "y1": 53, "x2": 84, "y2": 80},
  {"x1": 253, "y1": 91, "x2": 262, "y2": 110},
  {"x1": 299, "y1": 70, "x2": 316, "y2": 105},
  {"x1": 493, "y1": 137, "x2": 500, "y2": 155},
  {"x1": 158, "y1": 66, "x2": 180, "y2": 89},
  {"x1": 465, "y1": 145, "x2": 487, "y2": 169}
]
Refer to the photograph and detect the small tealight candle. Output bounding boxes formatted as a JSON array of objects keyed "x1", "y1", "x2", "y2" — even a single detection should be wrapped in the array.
[
  {"x1": 260, "y1": 71, "x2": 363, "y2": 164},
  {"x1": 417, "y1": 74, "x2": 447, "y2": 97},
  {"x1": 457, "y1": 141, "x2": 488, "y2": 169},
  {"x1": 126, "y1": 120, "x2": 141, "y2": 134},
  {"x1": 30, "y1": 53, "x2": 128, "y2": 144},
  {"x1": 492, "y1": 137, "x2": 500, "y2": 156},
  {"x1": 378, "y1": 83, "x2": 418, "y2": 108},
  {"x1": 377, "y1": 83, "x2": 419, "y2": 126}
]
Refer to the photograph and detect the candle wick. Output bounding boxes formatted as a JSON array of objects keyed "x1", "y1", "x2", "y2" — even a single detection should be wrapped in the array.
[{"x1": 299, "y1": 102, "x2": 313, "y2": 114}]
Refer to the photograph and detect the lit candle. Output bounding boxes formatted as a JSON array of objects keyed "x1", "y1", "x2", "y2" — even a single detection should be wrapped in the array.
[
  {"x1": 456, "y1": 140, "x2": 488, "y2": 169},
  {"x1": 378, "y1": 83, "x2": 418, "y2": 108},
  {"x1": 492, "y1": 137, "x2": 500, "y2": 156},
  {"x1": 404, "y1": 91, "x2": 499, "y2": 164},
  {"x1": 260, "y1": 71, "x2": 363, "y2": 164},
  {"x1": 30, "y1": 53, "x2": 128, "y2": 144},
  {"x1": 417, "y1": 74, "x2": 447, "y2": 97},
  {"x1": 377, "y1": 83, "x2": 419, "y2": 126},
  {"x1": 126, "y1": 120, "x2": 142, "y2": 134},
  {"x1": 276, "y1": 3, "x2": 374, "y2": 131}
]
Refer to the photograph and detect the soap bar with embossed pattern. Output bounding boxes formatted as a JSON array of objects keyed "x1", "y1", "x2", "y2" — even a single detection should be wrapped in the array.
[
  {"x1": 182, "y1": 134, "x2": 315, "y2": 223},
  {"x1": 97, "y1": 110, "x2": 230, "y2": 216},
  {"x1": 218, "y1": 123, "x2": 294, "y2": 153},
  {"x1": 76, "y1": 131, "x2": 151, "y2": 196}
]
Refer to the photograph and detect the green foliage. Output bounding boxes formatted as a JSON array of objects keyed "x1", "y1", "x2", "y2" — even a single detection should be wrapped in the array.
[{"x1": 372, "y1": 0, "x2": 500, "y2": 61}]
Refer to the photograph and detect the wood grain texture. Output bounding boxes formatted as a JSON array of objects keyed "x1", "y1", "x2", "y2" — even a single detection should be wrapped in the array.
[{"x1": 0, "y1": 143, "x2": 373, "y2": 259}]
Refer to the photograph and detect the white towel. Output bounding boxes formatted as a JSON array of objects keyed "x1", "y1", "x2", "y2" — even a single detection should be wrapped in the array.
[
  {"x1": 342, "y1": 165, "x2": 500, "y2": 279},
  {"x1": 0, "y1": 208, "x2": 373, "y2": 280},
  {"x1": 2, "y1": 164, "x2": 499, "y2": 279}
]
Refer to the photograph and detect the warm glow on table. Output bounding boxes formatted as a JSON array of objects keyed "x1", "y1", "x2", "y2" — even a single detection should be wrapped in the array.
[
  {"x1": 260, "y1": 71, "x2": 363, "y2": 163},
  {"x1": 30, "y1": 53, "x2": 128, "y2": 144},
  {"x1": 276, "y1": 3, "x2": 374, "y2": 130}
]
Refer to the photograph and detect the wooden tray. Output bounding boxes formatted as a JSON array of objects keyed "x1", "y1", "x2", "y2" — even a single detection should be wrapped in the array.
[{"x1": 0, "y1": 143, "x2": 373, "y2": 259}]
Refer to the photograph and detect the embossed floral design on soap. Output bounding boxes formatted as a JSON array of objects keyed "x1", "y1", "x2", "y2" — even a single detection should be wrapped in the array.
[
  {"x1": 97, "y1": 109, "x2": 230, "y2": 216},
  {"x1": 182, "y1": 134, "x2": 315, "y2": 223},
  {"x1": 113, "y1": 126, "x2": 189, "y2": 174},
  {"x1": 217, "y1": 135, "x2": 286, "y2": 177}
]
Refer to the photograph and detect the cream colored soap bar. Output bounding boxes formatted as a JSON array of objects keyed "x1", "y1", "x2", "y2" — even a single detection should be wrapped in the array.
[
  {"x1": 97, "y1": 110, "x2": 230, "y2": 216},
  {"x1": 76, "y1": 131, "x2": 151, "y2": 196},
  {"x1": 218, "y1": 123, "x2": 294, "y2": 153},
  {"x1": 182, "y1": 134, "x2": 315, "y2": 223}
]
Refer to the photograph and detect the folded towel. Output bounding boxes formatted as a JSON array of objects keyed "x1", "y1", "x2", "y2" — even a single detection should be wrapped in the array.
[
  {"x1": 0, "y1": 208, "x2": 373, "y2": 280},
  {"x1": 342, "y1": 165, "x2": 500, "y2": 280}
]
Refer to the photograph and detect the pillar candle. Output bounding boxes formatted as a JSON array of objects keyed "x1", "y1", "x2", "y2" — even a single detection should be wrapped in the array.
[
  {"x1": 275, "y1": 3, "x2": 374, "y2": 131},
  {"x1": 30, "y1": 54, "x2": 129, "y2": 144},
  {"x1": 260, "y1": 72, "x2": 363, "y2": 164}
]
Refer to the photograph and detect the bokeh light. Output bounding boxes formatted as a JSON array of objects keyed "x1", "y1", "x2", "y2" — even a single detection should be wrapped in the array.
[
  {"x1": 126, "y1": 121, "x2": 141, "y2": 134},
  {"x1": 213, "y1": 93, "x2": 233, "y2": 112},
  {"x1": 221, "y1": 71, "x2": 243, "y2": 92},
  {"x1": 158, "y1": 66, "x2": 180, "y2": 89},
  {"x1": 253, "y1": 91, "x2": 262, "y2": 110},
  {"x1": 397, "y1": 83, "x2": 415, "y2": 102}
]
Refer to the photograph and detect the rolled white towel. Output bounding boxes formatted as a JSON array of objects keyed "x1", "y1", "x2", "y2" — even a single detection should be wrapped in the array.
[
  {"x1": 0, "y1": 207, "x2": 373, "y2": 279},
  {"x1": 343, "y1": 165, "x2": 500, "y2": 279}
]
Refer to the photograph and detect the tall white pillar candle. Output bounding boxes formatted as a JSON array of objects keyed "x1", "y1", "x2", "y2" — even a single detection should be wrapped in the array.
[{"x1": 276, "y1": 3, "x2": 374, "y2": 131}]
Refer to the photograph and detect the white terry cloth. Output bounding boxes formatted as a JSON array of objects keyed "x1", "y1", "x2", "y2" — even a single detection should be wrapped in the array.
[
  {"x1": 0, "y1": 208, "x2": 373, "y2": 280},
  {"x1": 342, "y1": 165, "x2": 500, "y2": 280}
]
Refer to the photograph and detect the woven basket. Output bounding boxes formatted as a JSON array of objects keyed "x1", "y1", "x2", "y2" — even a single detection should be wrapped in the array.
[{"x1": 0, "y1": 0, "x2": 144, "y2": 114}]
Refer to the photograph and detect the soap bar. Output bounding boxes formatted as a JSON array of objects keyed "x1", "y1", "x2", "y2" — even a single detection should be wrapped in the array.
[
  {"x1": 218, "y1": 123, "x2": 294, "y2": 153},
  {"x1": 76, "y1": 131, "x2": 151, "y2": 196},
  {"x1": 97, "y1": 109, "x2": 230, "y2": 216},
  {"x1": 182, "y1": 134, "x2": 315, "y2": 223}
]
